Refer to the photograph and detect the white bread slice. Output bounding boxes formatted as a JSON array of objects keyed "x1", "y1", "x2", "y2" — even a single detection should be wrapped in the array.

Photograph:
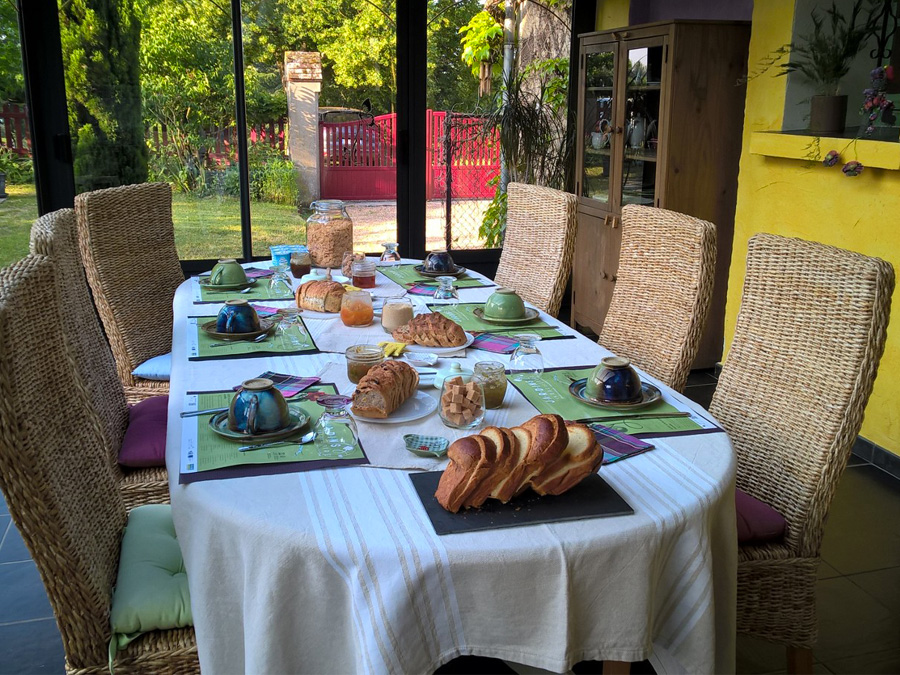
[
  {"x1": 490, "y1": 426, "x2": 533, "y2": 503},
  {"x1": 530, "y1": 422, "x2": 603, "y2": 496}
]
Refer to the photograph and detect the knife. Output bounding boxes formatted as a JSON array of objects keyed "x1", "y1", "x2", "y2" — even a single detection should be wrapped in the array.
[
  {"x1": 576, "y1": 412, "x2": 692, "y2": 423},
  {"x1": 180, "y1": 407, "x2": 229, "y2": 418}
]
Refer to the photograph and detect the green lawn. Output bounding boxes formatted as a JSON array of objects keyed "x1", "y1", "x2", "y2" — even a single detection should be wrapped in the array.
[
  {"x1": 0, "y1": 184, "x2": 40, "y2": 268},
  {"x1": 0, "y1": 185, "x2": 311, "y2": 267}
]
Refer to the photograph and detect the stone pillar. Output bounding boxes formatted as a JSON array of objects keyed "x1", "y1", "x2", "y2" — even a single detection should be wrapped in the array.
[{"x1": 284, "y1": 52, "x2": 322, "y2": 202}]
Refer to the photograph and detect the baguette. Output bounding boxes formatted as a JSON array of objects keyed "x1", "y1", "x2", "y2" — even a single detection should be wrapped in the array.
[
  {"x1": 295, "y1": 280, "x2": 345, "y2": 313},
  {"x1": 434, "y1": 415, "x2": 603, "y2": 512},
  {"x1": 351, "y1": 361, "x2": 419, "y2": 418}
]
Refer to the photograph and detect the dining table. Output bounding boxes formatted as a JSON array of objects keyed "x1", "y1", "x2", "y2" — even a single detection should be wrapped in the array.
[{"x1": 166, "y1": 259, "x2": 737, "y2": 675}]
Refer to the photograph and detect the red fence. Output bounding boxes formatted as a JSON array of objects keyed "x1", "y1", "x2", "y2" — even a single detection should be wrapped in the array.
[
  {"x1": 0, "y1": 103, "x2": 30, "y2": 157},
  {"x1": 320, "y1": 110, "x2": 500, "y2": 201},
  {"x1": 148, "y1": 119, "x2": 287, "y2": 164}
]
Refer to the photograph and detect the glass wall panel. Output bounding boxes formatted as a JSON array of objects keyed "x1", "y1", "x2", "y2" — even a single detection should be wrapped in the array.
[
  {"x1": 243, "y1": 0, "x2": 398, "y2": 258},
  {"x1": 0, "y1": 2, "x2": 39, "y2": 267},
  {"x1": 58, "y1": 0, "x2": 243, "y2": 259}
]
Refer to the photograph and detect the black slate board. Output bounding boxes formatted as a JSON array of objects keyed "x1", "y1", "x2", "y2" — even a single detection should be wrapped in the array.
[{"x1": 409, "y1": 471, "x2": 634, "y2": 535}]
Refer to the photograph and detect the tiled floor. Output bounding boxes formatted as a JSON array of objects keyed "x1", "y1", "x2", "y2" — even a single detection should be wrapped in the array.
[{"x1": 0, "y1": 370, "x2": 898, "y2": 674}]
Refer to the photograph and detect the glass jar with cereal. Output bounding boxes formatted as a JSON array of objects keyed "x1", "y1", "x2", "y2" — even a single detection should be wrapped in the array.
[{"x1": 306, "y1": 200, "x2": 353, "y2": 268}]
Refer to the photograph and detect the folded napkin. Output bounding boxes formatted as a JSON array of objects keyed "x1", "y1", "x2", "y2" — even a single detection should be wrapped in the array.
[
  {"x1": 251, "y1": 305, "x2": 283, "y2": 318},
  {"x1": 587, "y1": 423, "x2": 655, "y2": 465},
  {"x1": 232, "y1": 372, "x2": 320, "y2": 398},
  {"x1": 471, "y1": 333, "x2": 520, "y2": 354},
  {"x1": 406, "y1": 283, "x2": 439, "y2": 296}
]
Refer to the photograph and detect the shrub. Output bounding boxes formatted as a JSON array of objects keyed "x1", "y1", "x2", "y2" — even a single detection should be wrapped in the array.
[{"x1": 0, "y1": 147, "x2": 33, "y2": 184}]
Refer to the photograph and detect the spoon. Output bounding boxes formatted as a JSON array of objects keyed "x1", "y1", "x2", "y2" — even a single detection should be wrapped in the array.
[
  {"x1": 210, "y1": 333, "x2": 268, "y2": 348},
  {"x1": 238, "y1": 430, "x2": 317, "y2": 453}
]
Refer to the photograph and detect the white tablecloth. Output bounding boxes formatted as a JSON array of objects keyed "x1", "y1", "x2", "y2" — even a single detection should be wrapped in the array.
[{"x1": 166, "y1": 260, "x2": 737, "y2": 674}]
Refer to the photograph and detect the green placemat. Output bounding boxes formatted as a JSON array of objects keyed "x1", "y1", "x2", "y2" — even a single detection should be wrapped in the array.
[
  {"x1": 508, "y1": 367, "x2": 704, "y2": 436},
  {"x1": 377, "y1": 264, "x2": 490, "y2": 288},
  {"x1": 190, "y1": 316, "x2": 318, "y2": 360},
  {"x1": 190, "y1": 387, "x2": 365, "y2": 472},
  {"x1": 197, "y1": 280, "x2": 295, "y2": 303},
  {"x1": 429, "y1": 303, "x2": 555, "y2": 334}
]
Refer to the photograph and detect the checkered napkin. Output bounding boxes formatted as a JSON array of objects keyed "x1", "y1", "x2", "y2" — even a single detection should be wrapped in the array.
[
  {"x1": 587, "y1": 422, "x2": 655, "y2": 465},
  {"x1": 406, "y1": 283, "x2": 439, "y2": 296},
  {"x1": 250, "y1": 305, "x2": 282, "y2": 318},
  {"x1": 470, "y1": 333, "x2": 520, "y2": 354},
  {"x1": 232, "y1": 372, "x2": 320, "y2": 398}
]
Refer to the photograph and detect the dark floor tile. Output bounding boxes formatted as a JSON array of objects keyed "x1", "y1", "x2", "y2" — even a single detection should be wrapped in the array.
[
  {"x1": 436, "y1": 656, "x2": 516, "y2": 674},
  {"x1": 0, "y1": 519, "x2": 33, "y2": 563},
  {"x1": 847, "y1": 566, "x2": 900, "y2": 613},
  {"x1": 737, "y1": 633, "x2": 791, "y2": 674},
  {"x1": 0, "y1": 561, "x2": 53, "y2": 623},
  {"x1": 821, "y1": 465, "x2": 900, "y2": 575},
  {"x1": 0, "y1": 618, "x2": 65, "y2": 674},
  {"x1": 817, "y1": 561, "x2": 841, "y2": 580},
  {"x1": 0, "y1": 490, "x2": 8, "y2": 516},
  {"x1": 813, "y1": 576, "x2": 900, "y2": 663},
  {"x1": 851, "y1": 436, "x2": 874, "y2": 463},
  {"x1": 572, "y1": 660, "x2": 654, "y2": 674},
  {"x1": 685, "y1": 368, "x2": 718, "y2": 386},
  {"x1": 683, "y1": 383, "x2": 715, "y2": 410},
  {"x1": 824, "y1": 647, "x2": 900, "y2": 674}
]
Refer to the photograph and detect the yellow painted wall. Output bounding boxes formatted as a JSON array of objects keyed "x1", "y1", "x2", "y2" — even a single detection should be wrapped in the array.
[
  {"x1": 729, "y1": 0, "x2": 900, "y2": 454},
  {"x1": 595, "y1": 0, "x2": 629, "y2": 30}
]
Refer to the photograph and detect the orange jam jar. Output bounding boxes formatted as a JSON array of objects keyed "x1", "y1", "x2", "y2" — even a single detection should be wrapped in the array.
[{"x1": 340, "y1": 290, "x2": 374, "y2": 327}]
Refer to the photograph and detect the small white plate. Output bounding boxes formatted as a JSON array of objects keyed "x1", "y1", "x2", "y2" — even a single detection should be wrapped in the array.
[
  {"x1": 296, "y1": 308, "x2": 341, "y2": 320},
  {"x1": 351, "y1": 390, "x2": 438, "y2": 424},
  {"x1": 404, "y1": 332, "x2": 475, "y2": 355},
  {"x1": 402, "y1": 352, "x2": 439, "y2": 367}
]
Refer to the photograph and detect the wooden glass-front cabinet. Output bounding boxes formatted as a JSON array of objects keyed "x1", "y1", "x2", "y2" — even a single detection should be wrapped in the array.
[{"x1": 572, "y1": 21, "x2": 750, "y2": 368}]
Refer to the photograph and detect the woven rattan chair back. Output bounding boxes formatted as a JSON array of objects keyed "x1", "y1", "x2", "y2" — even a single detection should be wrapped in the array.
[
  {"x1": 30, "y1": 209, "x2": 129, "y2": 455},
  {"x1": 598, "y1": 204, "x2": 716, "y2": 392},
  {"x1": 710, "y1": 233, "x2": 894, "y2": 557},
  {"x1": 494, "y1": 182, "x2": 578, "y2": 317},
  {"x1": 0, "y1": 254, "x2": 126, "y2": 669},
  {"x1": 75, "y1": 183, "x2": 182, "y2": 398}
]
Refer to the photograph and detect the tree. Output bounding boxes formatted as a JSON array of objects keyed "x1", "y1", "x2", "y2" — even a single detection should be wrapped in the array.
[
  {"x1": 0, "y1": 1, "x2": 24, "y2": 103},
  {"x1": 60, "y1": 0, "x2": 148, "y2": 190}
]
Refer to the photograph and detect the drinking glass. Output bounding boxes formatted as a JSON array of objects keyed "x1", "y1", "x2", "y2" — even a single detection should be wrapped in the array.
[
  {"x1": 380, "y1": 242, "x2": 401, "y2": 264},
  {"x1": 289, "y1": 250, "x2": 312, "y2": 279},
  {"x1": 275, "y1": 308, "x2": 305, "y2": 349},
  {"x1": 433, "y1": 276, "x2": 459, "y2": 306},
  {"x1": 438, "y1": 375, "x2": 485, "y2": 430},
  {"x1": 268, "y1": 263, "x2": 294, "y2": 298},
  {"x1": 509, "y1": 334, "x2": 544, "y2": 378},
  {"x1": 313, "y1": 395, "x2": 359, "y2": 459}
]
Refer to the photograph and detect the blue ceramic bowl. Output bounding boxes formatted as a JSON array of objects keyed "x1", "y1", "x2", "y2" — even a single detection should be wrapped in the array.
[
  {"x1": 424, "y1": 250, "x2": 454, "y2": 272},
  {"x1": 585, "y1": 356, "x2": 642, "y2": 403},
  {"x1": 216, "y1": 299, "x2": 261, "y2": 334},
  {"x1": 228, "y1": 378, "x2": 291, "y2": 434}
]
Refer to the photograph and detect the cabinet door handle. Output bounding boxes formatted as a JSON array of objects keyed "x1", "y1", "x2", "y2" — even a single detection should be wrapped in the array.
[
  {"x1": 602, "y1": 214, "x2": 610, "y2": 228},
  {"x1": 611, "y1": 217, "x2": 619, "y2": 229},
  {"x1": 611, "y1": 274, "x2": 618, "y2": 282}
]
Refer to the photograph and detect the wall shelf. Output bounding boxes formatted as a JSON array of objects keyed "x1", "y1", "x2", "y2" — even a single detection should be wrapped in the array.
[{"x1": 749, "y1": 130, "x2": 900, "y2": 170}]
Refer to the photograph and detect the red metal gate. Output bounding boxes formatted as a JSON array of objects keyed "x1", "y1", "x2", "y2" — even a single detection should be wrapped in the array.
[{"x1": 320, "y1": 110, "x2": 499, "y2": 201}]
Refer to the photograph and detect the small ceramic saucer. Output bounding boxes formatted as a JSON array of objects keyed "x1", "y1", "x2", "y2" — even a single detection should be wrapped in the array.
[
  {"x1": 201, "y1": 318, "x2": 277, "y2": 341},
  {"x1": 414, "y1": 265, "x2": 467, "y2": 278},
  {"x1": 473, "y1": 307, "x2": 541, "y2": 325},
  {"x1": 404, "y1": 434, "x2": 450, "y2": 458},
  {"x1": 567, "y1": 379, "x2": 662, "y2": 410},
  {"x1": 198, "y1": 278, "x2": 258, "y2": 292},
  {"x1": 208, "y1": 410, "x2": 310, "y2": 442}
]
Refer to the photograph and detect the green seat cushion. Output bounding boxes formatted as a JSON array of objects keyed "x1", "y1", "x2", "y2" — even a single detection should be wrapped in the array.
[{"x1": 110, "y1": 504, "x2": 192, "y2": 651}]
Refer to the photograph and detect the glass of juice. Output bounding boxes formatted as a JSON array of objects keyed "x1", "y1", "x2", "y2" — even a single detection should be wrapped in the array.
[
  {"x1": 290, "y1": 249, "x2": 312, "y2": 279},
  {"x1": 340, "y1": 290, "x2": 374, "y2": 327}
]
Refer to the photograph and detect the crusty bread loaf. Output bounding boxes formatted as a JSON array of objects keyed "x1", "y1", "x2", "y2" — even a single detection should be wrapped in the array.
[
  {"x1": 351, "y1": 360, "x2": 419, "y2": 418},
  {"x1": 392, "y1": 313, "x2": 467, "y2": 347},
  {"x1": 295, "y1": 280, "x2": 345, "y2": 313},
  {"x1": 434, "y1": 415, "x2": 603, "y2": 512}
]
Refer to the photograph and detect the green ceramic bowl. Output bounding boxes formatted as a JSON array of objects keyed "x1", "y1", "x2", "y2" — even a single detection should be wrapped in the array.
[
  {"x1": 209, "y1": 258, "x2": 248, "y2": 286},
  {"x1": 483, "y1": 288, "x2": 526, "y2": 320}
]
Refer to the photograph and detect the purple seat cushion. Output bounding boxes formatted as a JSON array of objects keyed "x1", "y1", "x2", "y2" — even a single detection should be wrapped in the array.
[
  {"x1": 119, "y1": 395, "x2": 169, "y2": 468},
  {"x1": 736, "y1": 488, "x2": 786, "y2": 545}
]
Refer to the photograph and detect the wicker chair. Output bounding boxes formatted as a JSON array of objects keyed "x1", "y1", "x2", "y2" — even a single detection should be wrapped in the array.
[
  {"x1": 75, "y1": 183, "x2": 183, "y2": 402},
  {"x1": 598, "y1": 204, "x2": 716, "y2": 392},
  {"x1": 709, "y1": 234, "x2": 894, "y2": 671},
  {"x1": 0, "y1": 254, "x2": 198, "y2": 674},
  {"x1": 494, "y1": 182, "x2": 578, "y2": 317},
  {"x1": 30, "y1": 209, "x2": 169, "y2": 508}
]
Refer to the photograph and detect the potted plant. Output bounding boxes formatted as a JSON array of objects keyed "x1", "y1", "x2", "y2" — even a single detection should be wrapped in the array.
[{"x1": 775, "y1": 0, "x2": 878, "y2": 134}]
